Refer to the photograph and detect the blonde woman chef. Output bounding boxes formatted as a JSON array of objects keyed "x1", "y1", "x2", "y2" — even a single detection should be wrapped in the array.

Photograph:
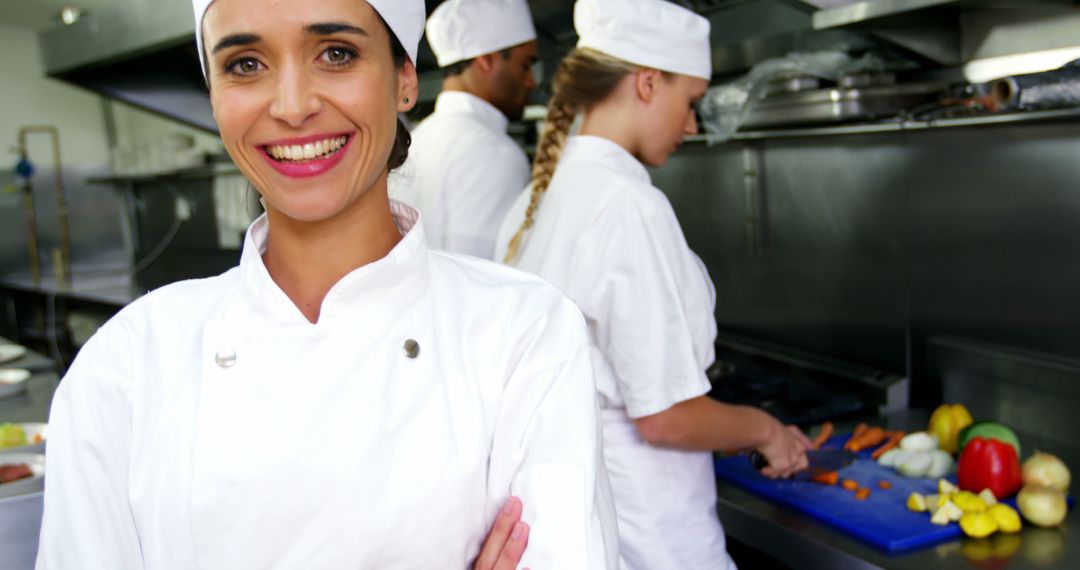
[
  {"x1": 35, "y1": 0, "x2": 619, "y2": 568},
  {"x1": 497, "y1": 0, "x2": 812, "y2": 567}
]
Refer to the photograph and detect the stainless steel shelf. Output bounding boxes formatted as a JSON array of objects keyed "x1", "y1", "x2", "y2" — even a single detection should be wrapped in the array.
[
  {"x1": 87, "y1": 164, "x2": 240, "y2": 186},
  {"x1": 688, "y1": 106, "x2": 1080, "y2": 142},
  {"x1": 813, "y1": 0, "x2": 1072, "y2": 30}
]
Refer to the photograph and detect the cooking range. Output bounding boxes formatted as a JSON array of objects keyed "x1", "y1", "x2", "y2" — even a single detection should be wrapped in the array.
[{"x1": 707, "y1": 332, "x2": 908, "y2": 427}]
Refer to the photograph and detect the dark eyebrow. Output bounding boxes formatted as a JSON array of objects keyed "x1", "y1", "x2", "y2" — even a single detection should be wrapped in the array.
[
  {"x1": 212, "y1": 33, "x2": 261, "y2": 55},
  {"x1": 306, "y1": 22, "x2": 368, "y2": 37}
]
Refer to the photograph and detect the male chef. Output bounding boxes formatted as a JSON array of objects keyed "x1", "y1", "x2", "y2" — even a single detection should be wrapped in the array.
[{"x1": 395, "y1": 0, "x2": 538, "y2": 259}]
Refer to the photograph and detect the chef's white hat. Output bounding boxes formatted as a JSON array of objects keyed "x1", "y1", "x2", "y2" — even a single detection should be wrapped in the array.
[
  {"x1": 192, "y1": 0, "x2": 425, "y2": 76},
  {"x1": 575, "y1": 0, "x2": 712, "y2": 81},
  {"x1": 426, "y1": 0, "x2": 537, "y2": 68}
]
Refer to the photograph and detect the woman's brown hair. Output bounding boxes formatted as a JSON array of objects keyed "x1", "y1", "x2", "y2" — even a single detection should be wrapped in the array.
[
  {"x1": 383, "y1": 17, "x2": 412, "y2": 171},
  {"x1": 503, "y1": 48, "x2": 638, "y2": 263}
]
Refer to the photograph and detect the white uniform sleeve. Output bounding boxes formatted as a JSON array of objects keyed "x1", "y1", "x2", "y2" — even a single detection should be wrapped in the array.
[
  {"x1": 36, "y1": 323, "x2": 142, "y2": 569},
  {"x1": 588, "y1": 195, "x2": 718, "y2": 419},
  {"x1": 487, "y1": 299, "x2": 620, "y2": 570},
  {"x1": 441, "y1": 143, "x2": 531, "y2": 260}
]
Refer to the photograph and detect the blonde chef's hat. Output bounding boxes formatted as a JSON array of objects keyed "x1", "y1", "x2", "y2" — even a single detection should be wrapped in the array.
[
  {"x1": 191, "y1": 0, "x2": 426, "y2": 76},
  {"x1": 575, "y1": 0, "x2": 712, "y2": 81},
  {"x1": 426, "y1": 0, "x2": 537, "y2": 68}
]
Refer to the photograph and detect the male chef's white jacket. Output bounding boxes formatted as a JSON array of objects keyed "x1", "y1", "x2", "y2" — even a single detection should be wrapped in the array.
[
  {"x1": 37, "y1": 201, "x2": 619, "y2": 570},
  {"x1": 497, "y1": 136, "x2": 736, "y2": 570},
  {"x1": 394, "y1": 91, "x2": 530, "y2": 259}
]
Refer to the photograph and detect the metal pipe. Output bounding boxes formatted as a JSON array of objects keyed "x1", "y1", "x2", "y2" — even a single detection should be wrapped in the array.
[
  {"x1": 18, "y1": 175, "x2": 41, "y2": 286},
  {"x1": 742, "y1": 142, "x2": 767, "y2": 257},
  {"x1": 18, "y1": 126, "x2": 72, "y2": 289}
]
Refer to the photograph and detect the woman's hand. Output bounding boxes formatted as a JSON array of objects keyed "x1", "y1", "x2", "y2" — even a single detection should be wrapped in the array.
[
  {"x1": 473, "y1": 496, "x2": 530, "y2": 570},
  {"x1": 757, "y1": 421, "x2": 813, "y2": 479}
]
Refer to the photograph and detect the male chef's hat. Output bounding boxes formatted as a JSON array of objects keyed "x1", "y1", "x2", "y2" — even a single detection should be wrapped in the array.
[
  {"x1": 191, "y1": 0, "x2": 426, "y2": 76},
  {"x1": 575, "y1": 0, "x2": 712, "y2": 81},
  {"x1": 426, "y1": 0, "x2": 537, "y2": 68}
]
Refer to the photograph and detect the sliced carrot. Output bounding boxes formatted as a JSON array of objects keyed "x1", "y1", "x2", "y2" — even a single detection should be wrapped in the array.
[
  {"x1": 811, "y1": 421, "x2": 834, "y2": 450},
  {"x1": 871, "y1": 430, "x2": 906, "y2": 460},
  {"x1": 843, "y1": 423, "x2": 869, "y2": 450},
  {"x1": 855, "y1": 487, "x2": 872, "y2": 501},
  {"x1": 810, "y1": 471, "x2": 839, "y2": 486},
  {"x1": 878, "y1": 480, "x2": 893, "y2": 490},
  {"x1": 847, "y1": 426, "x2": 888, "y2": 453},
  {"x1": 841, "y1": 479, "x2": 859, "y2": 491}
]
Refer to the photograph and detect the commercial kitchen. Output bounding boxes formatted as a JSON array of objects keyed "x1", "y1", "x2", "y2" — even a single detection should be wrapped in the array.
[{"x1": 1, "y1": 0, "x2": 1079, "y2": 568}]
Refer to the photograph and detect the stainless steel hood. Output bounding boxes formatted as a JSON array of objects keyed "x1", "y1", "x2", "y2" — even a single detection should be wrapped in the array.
[
  {"x1": 38, "y1": 0, "x2": 214, "y2": 132},
  {"x1": 36, "y1": 0, "x2": 1080, "y2": 132}
]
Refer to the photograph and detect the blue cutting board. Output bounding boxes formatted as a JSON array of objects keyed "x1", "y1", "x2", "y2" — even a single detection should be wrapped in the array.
[{"x1": 714, "y1": 435, "x2": 961, "y2": 553}]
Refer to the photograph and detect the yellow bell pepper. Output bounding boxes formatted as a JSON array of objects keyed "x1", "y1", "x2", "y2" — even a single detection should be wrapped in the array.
[{"x1": 929, "y1": 403, "x2": 973, "y2": 454}]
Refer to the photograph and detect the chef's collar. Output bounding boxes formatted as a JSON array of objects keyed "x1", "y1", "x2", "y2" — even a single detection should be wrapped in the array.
[
  {"x1": 564, "y1": 135, "x2": 651, "y2": 184},
  {"x1": 239, "y1": 200, "x2": 428, "y2": 325},
  {"x1": 433, "y1": 91, "x2": 510, "y2": 134}
]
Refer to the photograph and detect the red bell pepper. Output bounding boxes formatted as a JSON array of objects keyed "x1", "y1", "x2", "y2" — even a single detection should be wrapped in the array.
[{"x1": 957, "y1": 436, "x2": 1022, "y2": 499}]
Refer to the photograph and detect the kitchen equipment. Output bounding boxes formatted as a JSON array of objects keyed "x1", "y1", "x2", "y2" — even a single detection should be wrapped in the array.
[
  {"x1": 990, "y1": 59, "x2": 1080, "y2": 112},
  {"x1": 0, "y1": 345, "x2": 27, "y2": 365},
  {"x1": 0, "y1": 370, "x2": 31, "y2": 400},
  {"x1": 15, "y1": 126, "x2": 72, "y2": 288},
  {"x1": 741, "y1": 79, "x2": 946, "y2": 130},
  {"x1": 0, "y1": 453, "x2": 45, "y2": 500},
  {"x1": 717, "y1": 435, "x2": 958, "y2": 552},
  {"x1": 707, "y1": 335, "x2": 902, "y2": 426},
  {"x1": 763, "y1": 75, "x2": 821, "y2": 98}
]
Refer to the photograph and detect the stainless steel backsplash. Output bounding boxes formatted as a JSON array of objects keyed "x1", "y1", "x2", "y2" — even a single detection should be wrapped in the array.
[{"x1": 653, "y1": 120, "x2": 1080, "y2": 406}]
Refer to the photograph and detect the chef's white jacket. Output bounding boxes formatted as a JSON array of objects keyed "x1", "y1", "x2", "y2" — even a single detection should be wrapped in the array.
[
  {"x1": 497, "y1": 136, "x2": 736, "y2": 570},
  {"x1": 393, "y1": 91, "x2": 530, "y2": 259},
  {"x1": 37, "y1": 201, "x2": 619, "y2": 570}
]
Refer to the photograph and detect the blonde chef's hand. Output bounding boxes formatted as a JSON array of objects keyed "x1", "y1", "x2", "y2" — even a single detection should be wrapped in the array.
[
  {"x1": 473, "y1": 496, "x2": 530, "y2": 570},
  {"x1": 758, "y1": 420, "x2": 812, "y2": 479}
]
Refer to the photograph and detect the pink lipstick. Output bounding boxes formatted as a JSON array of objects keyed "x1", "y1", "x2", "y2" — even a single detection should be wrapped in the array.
[{"x1": 259, "y1": 132, "x2": 354, "y2": 179}]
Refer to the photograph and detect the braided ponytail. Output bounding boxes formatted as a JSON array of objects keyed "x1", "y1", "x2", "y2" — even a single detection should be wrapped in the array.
[
  {"x1": 503, "y1": 97, "x2": 576, "y2": 263},
  {"x1": 503, "y1": 48, "x2": 640, "y2": 264}
]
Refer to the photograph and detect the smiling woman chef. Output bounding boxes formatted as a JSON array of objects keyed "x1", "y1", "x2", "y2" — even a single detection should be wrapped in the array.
[
  {"x1": 34, "y1": 0, "x2": 618, "y2": 568},
  {"x1": 497, "y1": 0, "x2": 811, "y2": 568}
]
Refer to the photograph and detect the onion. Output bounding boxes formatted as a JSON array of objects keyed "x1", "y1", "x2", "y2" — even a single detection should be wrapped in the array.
[
  {"x1": 897, "y1": 451, "x2": 932, "y2": 478},
  {"x1": 925, "y1": 450, "x2": 954, "y2": 479},
  {"x1": 1022, "y1": 452, "x2": 1071, "y2": 492},
  {"x1": 1016, "y1": 485, "x2": 1068, "y2": 528}
]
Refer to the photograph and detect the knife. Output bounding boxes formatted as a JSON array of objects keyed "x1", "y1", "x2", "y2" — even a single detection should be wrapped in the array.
[{"x1": 749, "y1": 449, "x2": 857, "y2": 474}]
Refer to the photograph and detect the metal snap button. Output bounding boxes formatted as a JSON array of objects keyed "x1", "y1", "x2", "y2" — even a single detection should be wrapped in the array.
[
  {"x1": 214, "y1": 348, "x2": 237, "y2": 368},
  {"x1": 403, "y1": 339, "x2": 420, "y2": 359}
]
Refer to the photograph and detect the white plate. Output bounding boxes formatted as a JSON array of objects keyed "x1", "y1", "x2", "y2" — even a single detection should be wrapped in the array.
[
  {"x1": 0, "y1": 345, "x2": 27, "y2": 365},
  {"x1": 0, "y1": 423, "x2": 47, "y2": 453},
  {"x1": 0, "y1": 369, "x2": 31, "y2": 399},
  {"x1": 0, "y1": 452, "x2": 45, "y2": 499}
]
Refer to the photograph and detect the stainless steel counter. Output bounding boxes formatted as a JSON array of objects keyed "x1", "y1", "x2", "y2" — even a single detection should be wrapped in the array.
[
  {"x1": 0, "y1": 338, "x2": 58, "y2": 422},
  {"x1": 717, "y1": 411, "x2": 1079, "y2": 569},
  {"x1": 1, "y1": 340, "x2": 55, "y2": 570},
  {"x1": 0, "y1": 271, "x2": 141, "y2": 308}
]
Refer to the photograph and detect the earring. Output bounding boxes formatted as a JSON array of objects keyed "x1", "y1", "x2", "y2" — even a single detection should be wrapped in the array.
[{"x1": 403, "y1": 97, "x2": 410, "y2": 104}]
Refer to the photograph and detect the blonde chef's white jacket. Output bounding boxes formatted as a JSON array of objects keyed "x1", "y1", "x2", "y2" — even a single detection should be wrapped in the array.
[
  {"x1": 393, "y1": 91, "x2": 530, "y2": 259},
  {"x1": 496, "y1": 136, "x2": 736, "y2": 570},
  {"x1": 37, "y1": 201, "x2": 619, "y2": 570}
]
